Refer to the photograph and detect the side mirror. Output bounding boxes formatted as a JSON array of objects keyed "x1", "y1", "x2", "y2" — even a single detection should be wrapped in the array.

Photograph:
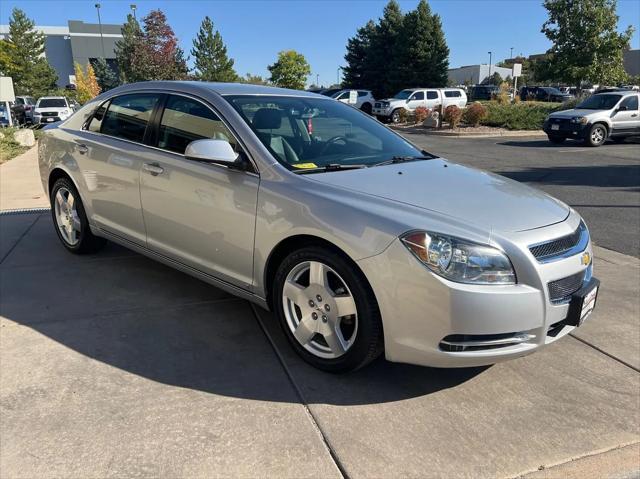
[
  {"x1": 617, "y1": 105, "x2": 628, "y2": 112},
  {"x1": 185, "y1": 139, "x2": 240, "y2": 167}
]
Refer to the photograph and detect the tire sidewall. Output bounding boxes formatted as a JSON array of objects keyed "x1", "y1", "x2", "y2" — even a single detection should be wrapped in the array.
[
  {"x1": 272, "y1": 246, "x2": 382, "y2": 373},
  {"x1": 587, "y1": 123, "x2": 606, "y2": 147},
  {"x1": 50, "y1": 177, "x2": 89, "y2": 253}
]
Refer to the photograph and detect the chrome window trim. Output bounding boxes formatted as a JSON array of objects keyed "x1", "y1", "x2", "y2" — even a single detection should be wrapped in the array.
[
  {"x1": 81, "y1": 89, "x2": 260, "y2": 176},
  {"x1": 529, "y1": 222, "x2": 589, "y2": 264}
]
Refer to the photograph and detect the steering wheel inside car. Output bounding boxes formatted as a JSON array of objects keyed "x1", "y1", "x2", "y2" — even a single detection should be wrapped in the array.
[{"x1": 318, "y1": 136, "x2": 348, "y2": 156}]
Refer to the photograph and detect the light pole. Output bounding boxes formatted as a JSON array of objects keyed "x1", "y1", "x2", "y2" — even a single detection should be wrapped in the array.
[
  {"x1": 130, "y1": 4, "x2": 137, "y2": 20},
  {"x1": 95, "y1": 3, "x2": 105, "y2": 58},
  {"x1": 510, "y1": 47, "x2": 514, "y2": 60},
  {"x1": 316, "y1": 73, "x2": 319, "y2": 87},
  {"x1": 488, "y1": 51, "x2": 492, "y2": 80},
  {"x1": 337, "y1": 66, "x2": 343, "y2": 86}
]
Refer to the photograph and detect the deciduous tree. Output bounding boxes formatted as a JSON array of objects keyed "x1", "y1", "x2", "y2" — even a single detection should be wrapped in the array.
[
  {"x1": 268, "y1": 50, "x2": 311, "y2": 90},
  {"x1": 191, "y1": 16, "x2": 237, "y2": 82},
  {"x1": 74, "y1": 62, "x2": 101, "y2": 103}
]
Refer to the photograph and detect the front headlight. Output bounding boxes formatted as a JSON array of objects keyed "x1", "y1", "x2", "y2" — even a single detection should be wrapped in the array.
[
  {"x1": 571, "y1": 116, "x2": 588, "y2": 124},
  {"x1": 400, "y1": 231, "x2": 516, "y2": 285}
]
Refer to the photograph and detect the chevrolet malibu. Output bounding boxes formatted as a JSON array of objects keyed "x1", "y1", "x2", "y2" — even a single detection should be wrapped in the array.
[{"x1": 38, "y1": 82, "x2": 599, "y2": 372}]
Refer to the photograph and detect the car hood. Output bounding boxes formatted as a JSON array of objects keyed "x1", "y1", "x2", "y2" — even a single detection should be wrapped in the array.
[
  {"x1": 307, "y1": 159, "x2": 569, "y2": 232},
  {"x1": 548, "y1": 108, "x2": 601, "y2": 119},
  {"x1": 378, "y1": 98, "x2": 405, "y2": 104}
]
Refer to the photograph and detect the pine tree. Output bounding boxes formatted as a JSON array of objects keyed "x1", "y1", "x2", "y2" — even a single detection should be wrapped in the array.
[
  {"x1": 342, "y1": 21, "x2": 376, "y2": 89},
  {"x1": 0, "y1": 8, "x2": 58, "y2": 96},
  {"x1": 92, "y1": 58, "x2": 119, "y2": 91},
  {"x1": 399, "y1": 0, "x2": 433, "y2": 88},
  {"x1": 368, "y1": 0, "x2": 405, "y2": 98},
  {"x1": 114, "y1": 14, "x2": 143, "y2": 83},
  {"x1": 191, "y1": 16, "x2": 237, "y2": 82},
  {"x1": 428, "y1": 13, "x2": 450, "y2": 87}
]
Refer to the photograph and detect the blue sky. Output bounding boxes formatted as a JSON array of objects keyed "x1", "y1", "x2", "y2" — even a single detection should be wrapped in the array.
[{"x1": 2, "y1": 0, "x2": 639, "y2": 86}]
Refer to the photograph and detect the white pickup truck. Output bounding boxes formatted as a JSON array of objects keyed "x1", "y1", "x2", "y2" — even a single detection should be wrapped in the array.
[{"x1": 372, "y1": 88, "x2": 467, "y2": 123}]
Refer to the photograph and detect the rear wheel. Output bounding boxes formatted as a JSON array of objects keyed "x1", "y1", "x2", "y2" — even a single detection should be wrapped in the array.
[
  {"x1": 50, "y1": 177, "x2": 106, "y2": 254},
  {"x1": 547, "y1": 134, "x2": 566, "y2": 144},
  {"x1": 273, "y1": 246, "x2": 383, "y2": 373},
  {"x1": 585, "y1": 123, "x2": 607, "y2": 147}
]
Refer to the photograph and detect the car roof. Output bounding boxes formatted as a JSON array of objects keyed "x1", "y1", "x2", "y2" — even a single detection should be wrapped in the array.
[
  {"x1": 595, "y1": 89, "x2": 637, "y2": 96},
  {"x1": 38, "y1": 96, "x2": 67, "y2": 100},
  {"x1": 108, "y1": 81, "x2": 324, "y2": 98}
]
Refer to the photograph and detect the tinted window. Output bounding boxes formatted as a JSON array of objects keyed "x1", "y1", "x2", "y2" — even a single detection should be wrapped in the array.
[
  {"x1": 88, "y1": 101, "x2": 109, "y2": 133},
  {"x1": 38, "y1": 98, "x2": 67, "y2": 108},
  {"x1": 620, "y1": 95, "x2": 638, "y2": 110},
  {"x1": 577, "y1": 94, "x2": 622, "y2": 110},
  {"x1": 158, "y1": 95, "x2": 238, "y2": 154},
  {"x1": 101, "y1": 94, "x2": 158, "y2": 143},
  {"x1": 15, "y1": 98, "x2": 24, "y2": 105},
  {"x1": 410, "y1": 91, "x2": 425, "y2": 100},
  {"x1": 426, "y1": 91, "x2": 438, "y2": 100},
  {"x1": 394, "y1": 90, "x2": 413, "y2": 100},
  {"x1": 358, "y1": 91, "x2": 369, "y2": 97},
  {"x1": 444, "y1": 90, "x2": 461, "y2": 98}
]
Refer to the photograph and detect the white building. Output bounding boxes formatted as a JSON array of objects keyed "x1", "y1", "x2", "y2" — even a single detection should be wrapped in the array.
[{"x1": 448, "y1": 64, "x2": 513, "y2": 85}]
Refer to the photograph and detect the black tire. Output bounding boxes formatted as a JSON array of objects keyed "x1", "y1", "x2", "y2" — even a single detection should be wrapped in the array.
[
  {"x1": 547, "y1": 134, "x2": 566, "y2": 144},
  {"x1": 585, "y1": 123, "x2": 607, "y2": 147},
  {"x1": 361, "y1": 102, "x2": 373, "y2": 115},
  {"x1": 273, "y1": 246, "x2": 383, "y2": 373},
  {"x1": 50, "y1": 177, "x2": 106, "y2": 254}
]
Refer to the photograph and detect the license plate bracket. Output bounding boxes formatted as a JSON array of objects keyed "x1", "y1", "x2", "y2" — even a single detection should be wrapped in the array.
[
  {"x1": 565, "y1": 278, "x2": 599, "y2": 327},
  {"x1": 551, "y1": 124, "x2": 560, "y2": 130}
]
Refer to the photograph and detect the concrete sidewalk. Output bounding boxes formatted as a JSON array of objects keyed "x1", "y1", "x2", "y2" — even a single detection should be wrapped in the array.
[
  {"x1": 1, "y1": 211, "x2": 638, "y2": 478},
  {"x1": 0, "y1": 146, "x2": 49, "y2": 211}
]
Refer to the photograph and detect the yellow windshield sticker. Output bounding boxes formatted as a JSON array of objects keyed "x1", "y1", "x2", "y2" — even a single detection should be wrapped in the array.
[{"x1": 292, "y1": 163, "x2": 318, "y2": 169}]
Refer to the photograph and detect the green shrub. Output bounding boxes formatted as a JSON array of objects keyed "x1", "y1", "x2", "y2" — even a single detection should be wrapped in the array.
[
  {"x1": 480, "y1": 102, "x2": 560, "y2": 130},
  {"x1": 463, "y1": 102, "x2": 488, "y2": 127},
  {"x1": 0, "y1": 128, "x2": 29, "y2": 164},
  {"x1": 444, "y1": 105, "x2": 463, "y2": 128},
  {"x1": 414, "y1": 106, "x2": 430, "y2": 124}
]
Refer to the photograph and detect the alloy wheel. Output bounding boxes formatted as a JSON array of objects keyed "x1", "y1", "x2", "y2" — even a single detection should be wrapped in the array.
[
  {"x1": 282, "y1": 260, "x2": 358, "y2": 359},
  {"x1": 591, "y1": 126, "x2": 605, "y2": 145},
  {"x1": 54, "y1": 187, "x2": 81, "y2": 246}
]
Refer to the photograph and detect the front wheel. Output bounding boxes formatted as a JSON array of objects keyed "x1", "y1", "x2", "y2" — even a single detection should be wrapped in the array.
[
  {"x1": 390, "y1": 109, "x2": 401, "y2": 123},
  {"x1": 273, "y1": 246, "x2": 383, "y2": 373},
  {"x1": 547, "y1": 134, "x2": 566, "y2": 144},
  {"x1": 585, "y1": 123, "x2": 607, "y2": 147},
  {"x1": 361, "y1": 103, "x2": 372, "y2": 115}
]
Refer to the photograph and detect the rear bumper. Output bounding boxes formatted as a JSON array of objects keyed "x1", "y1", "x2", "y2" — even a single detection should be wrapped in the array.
[{"x1": 357, "y1": 218, "x2": 595, "y2": 368}]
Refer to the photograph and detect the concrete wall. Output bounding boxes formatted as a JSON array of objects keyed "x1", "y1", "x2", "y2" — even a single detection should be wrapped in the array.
[{"x1": 44, "y1": 35, "x2": 74, "y2": 86}]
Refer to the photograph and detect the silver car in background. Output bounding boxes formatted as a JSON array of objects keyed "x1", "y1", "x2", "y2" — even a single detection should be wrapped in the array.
[{"x1": 38, "y1": 82, "x2": 599, "y2": 372}]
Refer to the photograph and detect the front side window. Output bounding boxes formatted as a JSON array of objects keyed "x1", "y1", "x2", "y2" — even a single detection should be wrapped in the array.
[
  {"x1": 410, "y1": 91, "x2": 425, "y2": 101},
  {"x1": 100, "y1": 93, "x2": 159, "y2": 143},
  {"x1": 358, "y1": 91, "x2": 369, "y2": 97},
  {"x1": 426, "y1": 91, "x2": 438, "y2": 100},
  {"x1": 87, "y1": 101, "x2": 109, "y2": 133},
  {"x1": 620, "y1": 95, "x2": 638, "y2": 111},
  {"x1": 227, "y1": 95, "x2": 424, "y2": 171},
  {"x1": 157, "y1": 95, "x2": 238, "y2": 154}
]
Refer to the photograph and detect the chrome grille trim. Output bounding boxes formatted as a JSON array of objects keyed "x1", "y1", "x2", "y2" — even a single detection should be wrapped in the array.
[
  {"x1": 529, "y1": 222, "x2": 588, "y2": 263},
  {"x1": 548, "y1": 270, "x2": 585, "y2": 304}
]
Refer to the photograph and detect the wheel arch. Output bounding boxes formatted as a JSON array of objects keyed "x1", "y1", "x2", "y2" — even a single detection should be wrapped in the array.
[
  {"x1": 263, "y1": 234, "x2": 379, "y2": 312},
  {"x1": 48, "y1": 167, "x2": 75, "y2": 195}
]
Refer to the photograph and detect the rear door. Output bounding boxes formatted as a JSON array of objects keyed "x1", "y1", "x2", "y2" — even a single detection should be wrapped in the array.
[
  {"x1": 425, "y1": 90, "x2": 440, "y2": 109},
  {"x1": 138, "y1": 93, "x2": 259, "y2": 289},
  {"x1": 611, "y1": 94, "x2": 640, "y2": 134},
  {"x1": 75, "y1": 92, "x2": 160, "y2": 244}
]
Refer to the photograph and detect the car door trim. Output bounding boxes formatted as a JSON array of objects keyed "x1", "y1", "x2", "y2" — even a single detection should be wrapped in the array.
[{"x1": 96, "y1": 226, "x2": 269, "y2": 309}]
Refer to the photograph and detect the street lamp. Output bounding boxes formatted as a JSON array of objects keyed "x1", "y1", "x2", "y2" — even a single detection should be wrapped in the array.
[
  {"x1": 510, "y1": 47, "x2": 514, "y2": 60},
  {"x1": 316, "y1": 73, "x2": 319, "y2": 87},
  {"x1": 95, "y1": 3, "x2": 106, "y2": 58},
  {"x1": 488, "y1": 51, "x2": 492, "y2": 79},
  {"x1": 337, "y1": 66, "x2": 343, "y2": 86},
  {"x1": 130, "y1": 4, "x2": 137, "y2": 20}
]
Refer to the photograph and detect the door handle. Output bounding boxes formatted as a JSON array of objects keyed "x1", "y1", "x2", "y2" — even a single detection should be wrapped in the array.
[
  {"x1": 143, "y1": 162, "x2": 164, "y2": 176},
  {"x1": 76, "y1": 143, "x2": 88, "y2": 155},
  {"x1": 631, "y1": 114, "x2": 638, "y2": 117}
]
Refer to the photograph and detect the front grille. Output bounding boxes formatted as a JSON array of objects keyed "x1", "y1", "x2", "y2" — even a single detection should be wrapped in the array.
[
  {"x1": 529, "y1": 222, "x2": 585, "y2": 261},
  {"x1": 40, "y1": 111, "x2": 58, "y2": 117},
  {"x1": 548, "y1": 270, "x2": 585, "y2": 304},
  {"x1": 374, "y1": 102, "x2": 382, "y2": 108}
]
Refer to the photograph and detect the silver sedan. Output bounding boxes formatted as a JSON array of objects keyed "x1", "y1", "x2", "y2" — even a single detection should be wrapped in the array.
[{"x1": 38, "y1": 82, "x2": 600, "y2": 372}]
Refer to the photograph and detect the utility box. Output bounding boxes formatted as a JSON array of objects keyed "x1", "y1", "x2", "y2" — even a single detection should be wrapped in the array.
[{"x1": 0, "y1": 77, "x2": 16, "y2": 102}]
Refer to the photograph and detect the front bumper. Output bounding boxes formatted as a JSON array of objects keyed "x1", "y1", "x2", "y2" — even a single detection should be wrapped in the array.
[
  {"x1": 357, "y1": 216, "x2": 595, "y2": 368},
  {"x1": 372, "y1": 106, "x2": 392, "y2": 117},
  {"x1": 543, "y1": 118, "x2": 590, "y2": 138},
  {"x1": 36, "y1": 116, "x2": 62, "y2": 124}
]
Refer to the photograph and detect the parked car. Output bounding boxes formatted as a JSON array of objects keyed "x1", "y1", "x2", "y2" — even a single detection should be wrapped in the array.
[
  {"x1": 372, "y1": 88, "x2": 467, "y2": 122},
  {"x1": 331, "y1": 89, "x2": 375, "y2": 114},
  {"x1": 39, "y1": 81, "x2": 599, "y2": 372},
  {"x1": 543, "y1": 90, "x2": 640, "y2": 146},
  {"x1": 468, "y1": 85, "x2": 499, "y2": 101},
  {"x1": 34, "y1": 96, "x2": 75, "y2": 124},
  {"x1": 11, "y1": 95, "x2": 36, "y2": 125},
  {"x1": 0, "y1": 100, "x2": 17, "y2": 127},
  {"x1": 319, "y1": 88, "x2": 343, "y2": 97},
  {"x1": 520, "y1": 86, "x2": 573, "y2": 103}
]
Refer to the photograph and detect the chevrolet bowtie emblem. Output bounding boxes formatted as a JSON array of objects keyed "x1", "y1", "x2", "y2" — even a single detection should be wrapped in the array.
[{"x1": 581, "y1": 252, "x2": 591, "y2": 266}]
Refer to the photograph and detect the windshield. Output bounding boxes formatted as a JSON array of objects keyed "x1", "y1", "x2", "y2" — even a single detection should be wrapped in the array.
[
  {"x1": 544, "y1": 87, "x2": 563, "y2": 95},
  {"x1": 331, "y1": 90, "x2": 346, "y2": 99},
  {"x1": 393, "y1": 90, "x2": 413, "y2": 100},
  {"x1": 577, "y1": 94, "x2": 621, "y2": 110},
  {"x1": 37, "y1": 98, "x2": 67, "y2": 108},
  {"x1": 227, "y1": 95, "x2": 425, "y2": 171}
]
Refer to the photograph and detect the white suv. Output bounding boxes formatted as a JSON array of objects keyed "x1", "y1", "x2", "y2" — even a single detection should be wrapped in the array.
[
  {"x1": 331, "y1": 89, "x2": 375, "y2": 114},
  {"x1": 34, "y1": 97, "x2": 74, "y2": 124},
  {"x1": 373, "y1": 88, "x2": 467, "y2": 123}
]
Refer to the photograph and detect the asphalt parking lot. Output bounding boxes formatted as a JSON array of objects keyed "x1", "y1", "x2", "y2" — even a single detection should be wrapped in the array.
[
  {"x1": 1, "y1": 139, "x2": 639, "y2": 478},
  {"x1": 401, "y1": 133, "x2": 640, "y2": 257}
]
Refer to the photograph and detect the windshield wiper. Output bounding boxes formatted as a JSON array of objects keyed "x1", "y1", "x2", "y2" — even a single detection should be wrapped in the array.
[
  {"x1": 293, "y1": 163, "x2": 368, "y2": 174},
  {"x1": 371, "y1": 155, "x2": 435, "y2": 168}
]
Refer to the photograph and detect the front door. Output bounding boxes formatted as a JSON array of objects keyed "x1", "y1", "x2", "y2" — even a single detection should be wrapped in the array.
[
  {"x1": 611, "y1": 94, "x2": 640, "y2": 134},
  {"x1": 139, "y1": 94, "x2": 259, "y2": 289},
  {"x1": 406, "y1": 91, "x2": 425, "y2": 111}
]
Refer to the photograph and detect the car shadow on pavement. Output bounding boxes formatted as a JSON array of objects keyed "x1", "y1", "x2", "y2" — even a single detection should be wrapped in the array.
[
  {"x1": 496, "y1": 164, "x2": 640, "y2": 189},
  {"x1": 1, "y1": 214, "x2": 486, "y2": 406}
]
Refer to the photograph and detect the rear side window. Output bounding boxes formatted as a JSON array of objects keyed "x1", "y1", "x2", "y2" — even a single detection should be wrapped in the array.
[
  {"x1": 620, "y1": 95, "x2": 638, "y2": 111},
  {"x1": 358, "y1": 91, "x2": 369, "y2": 97},
  {"x1": 411, "y1": 91, "x2": 425, "y2": 100},
  {"x1": 87, "y1": 101, "x2": 109, "y2": 133},
  {"x1": 445, "y1": 90, "x2": 461, "y2": 98},
  {"x1": 100, "y1": 94, "x2": 159, "y2": 143},
  {"x1": 15, "y1": 98, "x2": 24, "y2": 105},
  {"x1": 426, "y1": 91, "x2": 438, "y2": 100},
  {"x1": 158, "y1": 95, "x2": 238, "y2": 154}
]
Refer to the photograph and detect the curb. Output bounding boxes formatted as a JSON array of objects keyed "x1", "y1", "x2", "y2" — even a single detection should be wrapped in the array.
[{"x1": 391, "y1": 126, "x2": 546, "y2": 138}]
